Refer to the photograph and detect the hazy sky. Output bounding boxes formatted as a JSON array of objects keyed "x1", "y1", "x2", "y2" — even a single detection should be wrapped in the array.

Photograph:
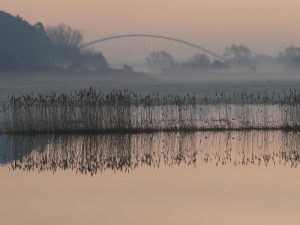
[{"x1": 2, "y1": 0, "x2": 300, "y2": 55}]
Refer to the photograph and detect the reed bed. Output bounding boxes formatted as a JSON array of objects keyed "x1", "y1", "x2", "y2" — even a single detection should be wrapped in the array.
[
  {"x1": 1, "y1": 131, "x2": 299, "y2": 175},
  {"x1": 1, "y1": 88, "x2": 300, "y2": 134}
]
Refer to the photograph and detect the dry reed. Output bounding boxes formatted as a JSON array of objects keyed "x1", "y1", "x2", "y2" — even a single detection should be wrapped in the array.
[{"x1": 1, "y1": 88, "x2": 300, "y2": 134}]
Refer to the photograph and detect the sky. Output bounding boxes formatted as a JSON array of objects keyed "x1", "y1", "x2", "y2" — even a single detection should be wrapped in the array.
[{"x1": 2, "y1": 0, "x2": 300, "y2": 56}]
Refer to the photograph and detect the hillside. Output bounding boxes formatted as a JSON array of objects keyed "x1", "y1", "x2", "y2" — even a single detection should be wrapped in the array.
[{"x1": 0, "y1": 11, "x2": 49, "y2": 69}]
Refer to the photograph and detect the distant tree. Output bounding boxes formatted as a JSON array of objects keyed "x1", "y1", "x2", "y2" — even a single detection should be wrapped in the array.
[
  {"x1": 122, "y1": 64, "x2": 134, "y2": 72},
  {"x1": 46, "y1": 24, "x2": 107, "y2": 69},
  {"x1": 146, "y1": 51, "x2": 174, "y2": 73},
  {"x1": 183, "y1": 53, "x2": 211, "y2": 70},
  {"x1": 34, "y1": 22, "x2": 46, "y2": 34},
  {"x1": 278, "y1": 45, "x2": 300, "y2": 68},
  {"x1": 46, "y1": 24, "x2": 83, "y2": 48},
  {"x1": 211, "y1": 60, "x2": 227, "y2": 70},
  {"x1": 80, "y1": 49, "x2": 108, "y2": 70},
  {"x1": 224, "y1": 44, "x2": 254, "y2": 66}
]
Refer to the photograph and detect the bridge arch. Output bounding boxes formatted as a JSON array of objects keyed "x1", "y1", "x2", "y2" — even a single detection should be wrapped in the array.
[{"x1": 81, "y1": 34, "x2": 224, "y2": 60}]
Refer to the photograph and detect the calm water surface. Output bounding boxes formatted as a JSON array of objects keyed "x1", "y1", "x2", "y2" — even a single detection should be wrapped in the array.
[{"x1": 0, "y1": 131, "x2": 300, "y2": 225}]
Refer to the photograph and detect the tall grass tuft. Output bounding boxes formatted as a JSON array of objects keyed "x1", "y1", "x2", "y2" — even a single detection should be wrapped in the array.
[{"x1": 1, "y1": 88, "x2": 300, "y2": 134}]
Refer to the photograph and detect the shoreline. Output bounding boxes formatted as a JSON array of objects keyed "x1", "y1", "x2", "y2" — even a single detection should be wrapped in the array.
[{"x1": 1, "y1": 125, "x2": 300, "y2": 136}]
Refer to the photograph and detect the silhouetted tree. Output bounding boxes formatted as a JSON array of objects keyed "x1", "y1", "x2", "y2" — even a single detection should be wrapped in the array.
[
  {"x1": 34, "y1": 22, "x2": 46, "y2": 34},
  {"x1": 146, "y1": 51, "x2": 174, "y2": 73},
  {"x1": 47, "y1": 24, "x2": 83, "y2": 48},
  {"x1": 46, "y1": 24, "x2": 107, "y2": 69},
  {"x1": 224, "y1": 44, "x2": 254, "y2": 66},
  {"x1": 122, "y1": 64, "x2": 134, "y2": 72},
  {"x1": 211, "y1": 60, "x2": 227, "y2": 70},
  {"x1": 80, "y1": 49, "x2": 108, "y2": 70},
  {"x1": 279, "y1": 45, "x2": 300, "y2": 69},
  {"x1": 182, "y1": 53, "x2": 211, "y2": 70},
  {"x1": 0, "y1": 10, "x2": 109, "y2": 71},
  {"x1": 46, "y1": 24, "x2": 82, "y2": 65}
]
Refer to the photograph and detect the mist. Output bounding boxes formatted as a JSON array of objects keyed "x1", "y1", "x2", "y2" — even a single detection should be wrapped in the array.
[
  {"x1": 1, "y1": 9, "x2": 300, "y2": 93},
  {"x1": 3, "y1": 0, "x2": 300, "y2": 56},
  {"x1": 2, "y1": 2, "x2": 300, "y2": 225}
]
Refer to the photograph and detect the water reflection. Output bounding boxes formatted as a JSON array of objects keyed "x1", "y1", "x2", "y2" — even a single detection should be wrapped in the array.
[{"x1": 0, "y1": 131, "x2": 299, "y2": 175}]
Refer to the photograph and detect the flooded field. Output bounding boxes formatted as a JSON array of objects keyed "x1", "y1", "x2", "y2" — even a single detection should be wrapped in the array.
[
  {"x1": 1, "y1": 131, "x2": 300, "y2": 173},
  {"x1": 0, "y1": 131, "x2": 300, "y2": 225},
  {"x1": 1, "y1": 87, "x2": 300, "y2": 134},
  {"x1": 2, "y1": 0, "x2": 300, "y2": 223},
  {"x1": 0, "y1": 83, "x2": 300, "y2": 225}
]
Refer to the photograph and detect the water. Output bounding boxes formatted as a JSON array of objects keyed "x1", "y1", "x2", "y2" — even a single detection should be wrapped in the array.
[
  {"x1": 1, "y1": 80, "x2": 300, "y2": 225},
  {"x1": 0, "y1": 131, "x2": 300, "y2": 225},
  {"x1": 1, "y1": 77, "x2": 300, "y2": 103},
  {"x1": 1, "y1": 77, "x2": 300, "y2": 129},
  {"x1": 1, "y1": 131, "x2": 300, "y2": 172}
]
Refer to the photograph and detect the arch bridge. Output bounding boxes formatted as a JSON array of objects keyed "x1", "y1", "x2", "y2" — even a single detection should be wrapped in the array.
[{"x1": 81, "y1": 34, "x2": 223, "y2": 61}]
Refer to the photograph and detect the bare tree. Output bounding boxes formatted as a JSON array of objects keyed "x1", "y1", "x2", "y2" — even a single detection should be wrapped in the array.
[
  {"x1": 47, "y1": 24, "x2": 83, "y2": 48},
  {"x1": 186, "y1": 53, "x2": 211, "y2": 70},
  {"x1": 279, "y1": 45, "x2": 300, "y2": 68},
  {"x1": 146, "y1": 51, "x2": 174, "y2": 73},
  {"x1": 224, "y1": 44, "x2": 253, "y2": 66}
]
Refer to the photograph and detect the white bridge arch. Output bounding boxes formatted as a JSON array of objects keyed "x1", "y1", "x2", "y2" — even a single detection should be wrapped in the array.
[{"x1": 81, "y1": 34, "x2": 223, "y2": 61}]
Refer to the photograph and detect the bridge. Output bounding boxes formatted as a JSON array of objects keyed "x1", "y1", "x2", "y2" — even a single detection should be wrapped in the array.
[
  {"x1": 81, "y1": 34, "x2": 224, "y2": 72},
  {"x1": 82, "y1": 34, "x2": 223, "y2": 61}
]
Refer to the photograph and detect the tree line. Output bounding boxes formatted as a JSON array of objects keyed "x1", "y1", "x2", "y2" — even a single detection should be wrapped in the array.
[
  {"x1": 145, "y1": 44, "x2": 300, "y2": 74},
  {"x1": 1, "y1": 10, "x2": 300, "y2": 74}
]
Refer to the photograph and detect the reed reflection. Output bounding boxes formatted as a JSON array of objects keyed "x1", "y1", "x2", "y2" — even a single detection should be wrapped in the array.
[{"x1": 0, "y1": 131, "x2": 299, "y2": 175}]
